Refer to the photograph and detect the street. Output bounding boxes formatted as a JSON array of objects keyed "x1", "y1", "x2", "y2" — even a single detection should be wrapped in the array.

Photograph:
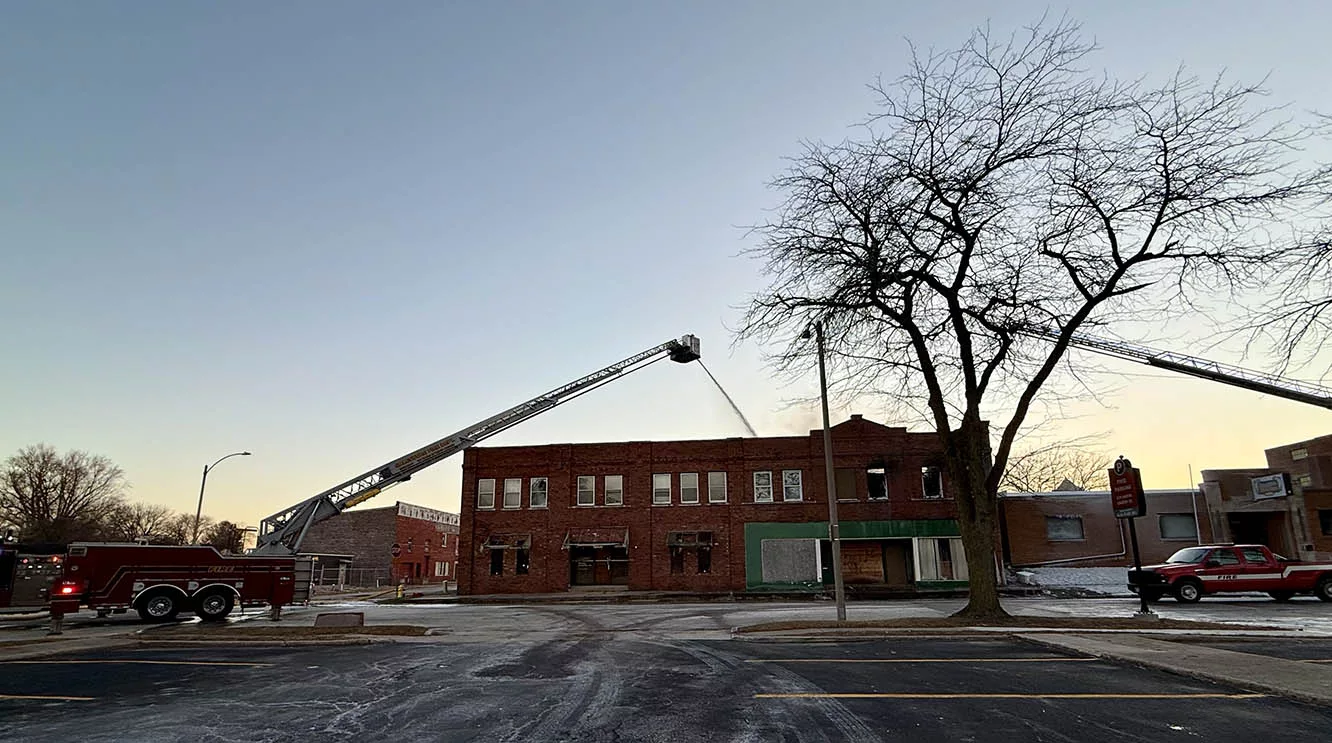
[{"x1": 2, "y1": 598, "x2": 1332, "y2": 741}]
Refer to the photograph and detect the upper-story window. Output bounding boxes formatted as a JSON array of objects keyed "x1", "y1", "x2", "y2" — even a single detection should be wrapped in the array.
[
  {"x1": 681, "y1": 473, "x2": 700, "y2": 504},
  {"x1": 753, "y1": 471, "x2": 774, "y2": 503},
  {"x1": 576, "y1": 476, "x2": 595, "y2": 506},
  {"x1": 605, "y1": 475, "x2": 624, "y2": 506},
  {"x1": 653, "y1": 473, "x2": 671, "y2": 505},
  {"x1": 708, "y1": 472, "x2": 727, "y2": 503},
  {"x1": 503, "y1": 478, "x2": 522, "y2": 509},
  {"x1": 530, "y1": 477, "x2": 548, "y2": 508},
  {"x1": 782, "y1": 470, "x2": 803, "y2": 502},
  {"x1": 921, "y1": 466, "x2": 943, "y2": 499},
  {"x1": 867, "y1": 467, "x2": 888, "y2": 500},
  {"x1": 477, "y1": 479, "x2": 496, "y2": 510}
]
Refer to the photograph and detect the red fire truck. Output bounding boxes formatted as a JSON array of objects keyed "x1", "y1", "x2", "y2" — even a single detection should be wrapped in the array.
[{"x1": 48, "y1": 543, "x2": 308, "y2": 622}]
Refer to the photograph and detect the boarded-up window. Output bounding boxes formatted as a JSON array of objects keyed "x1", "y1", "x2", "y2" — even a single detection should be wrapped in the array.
[
  {"x1": 835, "y1": 468, "x2": 857, "y2": 501},
  {"x1": 760, "y1": 539, "x2": 820, "y2": 583}
]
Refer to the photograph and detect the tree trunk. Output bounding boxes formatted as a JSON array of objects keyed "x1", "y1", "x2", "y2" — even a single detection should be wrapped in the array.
[{"x1": 945, "y1": 418, "x2": 1009, "y2": 620}]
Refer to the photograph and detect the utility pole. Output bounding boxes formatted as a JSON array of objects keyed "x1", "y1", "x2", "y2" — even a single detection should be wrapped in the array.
[{"x1": 808, "y1": 321, "x2": 847, "y2": 621}]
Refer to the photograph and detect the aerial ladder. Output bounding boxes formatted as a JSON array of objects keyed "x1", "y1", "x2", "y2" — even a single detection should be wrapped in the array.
[
  {"x1": 1018, "y1": 325, "x2": 1332, "y2": 410},
  {"x1": 254, "y1": 334, "x2": 702, "y2": 555}
]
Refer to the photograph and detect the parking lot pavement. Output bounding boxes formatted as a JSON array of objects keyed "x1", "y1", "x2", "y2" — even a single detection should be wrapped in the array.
[{"x1": 2, "y1": 636, "x2": 1331, "y2": 742}]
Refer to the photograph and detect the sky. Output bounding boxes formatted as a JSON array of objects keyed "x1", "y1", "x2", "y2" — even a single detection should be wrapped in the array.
[{"x1": 3, "y1": 1, "x2": 1331, "y2": 527}]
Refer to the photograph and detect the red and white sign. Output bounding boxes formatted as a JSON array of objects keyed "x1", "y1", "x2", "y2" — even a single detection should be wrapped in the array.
[
  {"x1": 1108, "y1": 457, "x2": 1146, "y2": 519},
  {"x1": 390, "y1": 543, "x2": 402, "y2": 558}
]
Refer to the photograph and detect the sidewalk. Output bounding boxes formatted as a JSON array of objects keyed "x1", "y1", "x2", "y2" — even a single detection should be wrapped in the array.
[{"x1": 1025, "y1": 632, "x2": 1332, "y2": 707}]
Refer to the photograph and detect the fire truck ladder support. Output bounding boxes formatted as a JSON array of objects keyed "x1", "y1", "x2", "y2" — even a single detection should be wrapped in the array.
[
  {"x1": 254, "y1": 334, "x2": 703, "y2": 555},
  {"x1": 1020, "y1": 326, "x2": 1332, "y2": 410}
]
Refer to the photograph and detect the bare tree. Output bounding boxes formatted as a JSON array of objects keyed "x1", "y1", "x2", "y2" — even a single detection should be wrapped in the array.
[
  {"x1": 1000, "y1": 444, "x2": 1111, "y2": 493},
  {"x1": 739, "y1": 17, "x2": 1332, "y2": 617},
  {"x1": 160, "y1": 512, "x2": 211, "y2": 546},
  {"x1": 202, "y1": 520, "x2": 247, "y2": 554},
  {"x1": 0, "y1": 444, "x2": 128, "y2": 543},
  {"x1": 105, "y1": 502, "x2": 180, "y2": 543}
]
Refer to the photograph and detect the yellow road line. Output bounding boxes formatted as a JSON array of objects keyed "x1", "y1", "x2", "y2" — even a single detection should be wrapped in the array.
[
  {"x1": 0, "y1": 693, "x2": 96, "y2": 702},
  {"x1": 0, "y1": 660, "x2": 273, "y2": 668},
  {"x1": 744, "y1": 657, "x2": 1099, "y2": 664},
  {"x1": 756, "y1": 693, "x2": 1267, "y2": 700}
]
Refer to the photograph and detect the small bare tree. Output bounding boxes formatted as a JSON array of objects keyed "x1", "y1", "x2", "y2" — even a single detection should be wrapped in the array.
[
  {"x1": 1000, "y1": 444, "x2": 1111, "y2": 493},
  {"x1": 739, "y1": 17, "x2": 1332, "y2": 617},
  {"x1": 203, "y1": 520, "x2": 247, "y2": 554},
  {"x1": 0, "y1": 444, "x2": 128, "y2": 543}
]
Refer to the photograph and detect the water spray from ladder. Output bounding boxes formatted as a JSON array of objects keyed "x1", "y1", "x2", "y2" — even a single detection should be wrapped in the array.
[{"x1": 696, "y1": 360, "x2": 758, "y2": 437}]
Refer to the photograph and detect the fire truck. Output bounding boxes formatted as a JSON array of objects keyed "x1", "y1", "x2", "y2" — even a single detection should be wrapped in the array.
[{"x1": 28, "y1": 334, "x2": 703, "y2": 624}]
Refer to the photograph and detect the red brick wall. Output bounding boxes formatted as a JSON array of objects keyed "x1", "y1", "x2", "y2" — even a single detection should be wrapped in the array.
[
  {"x1": 1002, "y1": 491, "x2": 1213, "y2": 567},
  {"x1": 458, "y1": 416, "x2": 958, "y2": 594},
  {"x1": 1303, "y1": 488, "x2": 1332, "y2": 557},
  {"x1": 392, "y1": 515, "x2": 460, "y2": 584}
]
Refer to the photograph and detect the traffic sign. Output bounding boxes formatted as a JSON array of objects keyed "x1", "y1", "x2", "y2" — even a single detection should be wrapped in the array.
[
  {"x1": 1108, "y1": 456, "x2": 1146, "y2": 519},
  {"x1": 390, "y1": 542, "x2": 402, "y2": 558}
]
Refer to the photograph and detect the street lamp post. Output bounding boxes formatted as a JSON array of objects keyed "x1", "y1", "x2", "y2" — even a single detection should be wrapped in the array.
[
  {"x1": 804, "y1": 321, "x2": 847, "y2": 621},
  {"x1": 194, "y1": 451, "x2": 252, "y2": 544}
]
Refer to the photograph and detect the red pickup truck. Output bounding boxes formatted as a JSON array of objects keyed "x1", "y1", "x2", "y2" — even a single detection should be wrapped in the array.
[{"x1": 1128, "y1": 544, "x2": 1332, "y2": 603}]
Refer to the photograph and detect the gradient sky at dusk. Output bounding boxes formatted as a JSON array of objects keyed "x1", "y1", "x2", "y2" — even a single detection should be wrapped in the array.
[{"x1": 4, "y1": 1, "x2": 1330, "y2": 526}]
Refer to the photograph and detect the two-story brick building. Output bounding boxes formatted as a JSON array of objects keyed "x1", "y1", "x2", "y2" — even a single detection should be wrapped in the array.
[
  {"x1": 299, "y1": 501, "x2": 460, "y2": 587},
  {"x1": 458, "y1": 415, "x2": 973, "y2": 596}
]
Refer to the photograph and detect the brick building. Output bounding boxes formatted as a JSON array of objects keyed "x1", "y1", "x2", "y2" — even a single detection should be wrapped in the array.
[
  {"x1": 1200, "y1": 433, "x2": 1332, "y2": 560},
  {"x1": 299, "y1": 501, "x2": 460, "y2": 586},
  {"x1": 458, "y1": 416, "x2": 974, "y2": 595},
  {"x1": 1000, "y1": 489, "x2": 1212, "y2": 567}
]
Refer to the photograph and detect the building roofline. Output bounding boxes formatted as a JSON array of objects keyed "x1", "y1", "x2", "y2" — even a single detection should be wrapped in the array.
[{"x1": 999, "y1": 488, "x2": 1199, "y2": 498}]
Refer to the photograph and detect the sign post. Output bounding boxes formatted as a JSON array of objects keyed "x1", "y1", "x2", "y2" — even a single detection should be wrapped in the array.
[{"x1": 1109, "y1": 456, "x2": 1153, "y2": 617}]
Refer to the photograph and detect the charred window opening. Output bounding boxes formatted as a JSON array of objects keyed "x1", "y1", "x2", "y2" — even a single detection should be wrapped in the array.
[{"x1": 867, "y1": 467, "x2": 888, "y2": 500}]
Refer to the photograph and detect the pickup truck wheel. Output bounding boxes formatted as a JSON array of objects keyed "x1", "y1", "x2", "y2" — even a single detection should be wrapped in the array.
[
  {"x1": 136, "y1": 589, "x2": 181, "y2": 622},
  {"x1": 1173, "y1": 579, "x2": 1203, "y2": 604},
  {"x1": 195, "y1": 589, "x2": 235, "y2": 622},
  {"x1": 1268, "y1": 590, "x2": 1295, "y2": 602},
  {"x1": 1316, "y1": 577, "x2": 1332, "y2": 603}
]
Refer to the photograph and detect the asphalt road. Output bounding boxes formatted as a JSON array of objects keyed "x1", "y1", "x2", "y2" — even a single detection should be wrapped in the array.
[{"x1": 2, "y1": 636, "x2": 1330, "y2": 742}]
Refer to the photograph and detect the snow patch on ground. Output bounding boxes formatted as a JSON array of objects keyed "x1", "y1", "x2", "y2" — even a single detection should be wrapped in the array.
[{"x1": 1018, "y1": 567, "x2": 1132, "y2": 596}]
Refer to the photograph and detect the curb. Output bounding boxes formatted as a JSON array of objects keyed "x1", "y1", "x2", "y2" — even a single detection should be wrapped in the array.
[{"x1": 134, "y1": 637, "x2": 385, "y2": 648}]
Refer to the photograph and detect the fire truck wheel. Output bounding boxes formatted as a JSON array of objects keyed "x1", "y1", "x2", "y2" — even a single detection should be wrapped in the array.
[
  {"x1": 136, "y1": 589, "x2": 181, "y2": 622},
  {"x1": 1316, "y1": 576, "x2": 1332, "y2": 603},
  {"x1": 195, "y1": 589, "x2": 235, "y2": 621},
  {"x1": 1173, "y1": 578, "x2": 1203, "y2": 603}
]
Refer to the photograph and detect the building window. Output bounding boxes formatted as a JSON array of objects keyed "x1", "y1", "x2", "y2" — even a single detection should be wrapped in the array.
[
  {"x1": 604, "y1": 475, "x2": 624, "y2": 506},
  {"x1": 783, "y1": 470, "x2": 804, "y2": 502},
  {"x1": 708, "y1": 472, "x2": 727, "y2": 503},
  {"x1": 1320, "y1": 510, "x2": 1332, "y2": 536},
  {"x1": 921, "y1": 467, "x2": 943, "y2": 499},
  {"x1": 489, "y1": 549, "x2": 504, "y2": 576},
  {"x1": 916, "y1": 537, "x2": 968, "y2": 581},
  {"x1": 435, "y1": 561, "x2": 446, "y2": 577},
  {"x1": 576, "y1": 476, "x2": 595, "y2": 506},
  {"x1": 503, "y1": 478, "x2": 522, "y2": 509},
  {"x1": 653, "y1": 473, "x2": 671, "y2": 505},
  {"x1": 516, "y1": 547, "x2": 530, "y2": 575},
  {"x1": 867, "y1": 467, "x2": 888, "y2": 500},
  {"x1": 1292, "y1": 448, "x2": 1309, "y2": 461},
  {"x1": 530, "y1": 477, "x2": 548, "y2": 508},
  {"x1": 668, "y1": 532, "x2": 715, "y2": 575},
  {"x1": 681, "y1": 473, "x2": 700, "y2": 504},
  {"x1": 1158, "y1": 513, "x2": 1198, "y2": 540},
  {"x1": 477, "y1": 479, "x2": 496, "y2": 510},
  {"x1": 1046, "y1": 515, "x2": 1085, "y2": 541},
  {"x1": 753, "y1": 471, "x2": 773, "y2": 503},
  {"x1": 1298, "y1": 474, "x2": 1313, "y2": 487},
  {"x1": 444, "y1": 561, "x2": 450, "y2": 577},
  {"x1": 441, "y1": 533, "x2": 447, "y2": 547}
]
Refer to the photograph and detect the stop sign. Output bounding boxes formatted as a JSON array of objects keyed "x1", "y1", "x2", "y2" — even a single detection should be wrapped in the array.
[{"x1": 390, "y1": 542, "x2": 401, "y2": 557}]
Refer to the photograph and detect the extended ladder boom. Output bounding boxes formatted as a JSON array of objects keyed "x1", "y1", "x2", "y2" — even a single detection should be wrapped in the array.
[
  {"x1": 255, "y1": 334, "x2": 702, "y2": 554},
  {"x1": 1021, "y1": 326, "x2": 1332, "y2": 410}
]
